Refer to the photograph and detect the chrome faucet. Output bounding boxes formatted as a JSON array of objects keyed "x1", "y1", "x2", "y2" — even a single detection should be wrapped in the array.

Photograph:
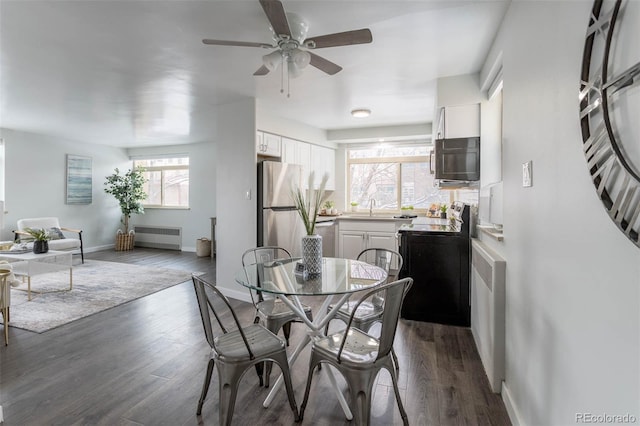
[{"x1": 369, "y1": 198, "x2": 376, "y2": 216}]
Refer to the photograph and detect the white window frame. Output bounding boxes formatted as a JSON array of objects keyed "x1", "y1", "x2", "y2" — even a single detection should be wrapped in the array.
[
  {"x1": 346, "y1": 143, "x2": 431, "y2": 214},
  {"x1": 132, "y1": 156, "x2": 190, "y2": 209}
]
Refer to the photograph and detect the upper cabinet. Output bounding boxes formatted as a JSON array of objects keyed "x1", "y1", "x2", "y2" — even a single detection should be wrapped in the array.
[
  {"x1": 311, "y1": 145, "x2": 335, "y2": 191},
  {"x1": 256, "y1": 131, "x2": 282, "y2": 157},
  {"x1": 281, "y1": 137, "x2": 311, "y2": 186},
  {"x1": 436, "y1": 104, "x2": 480, "y2": 139},
  {"x1": 261, "y1": 132, "x2": 335, "y2": 191}
]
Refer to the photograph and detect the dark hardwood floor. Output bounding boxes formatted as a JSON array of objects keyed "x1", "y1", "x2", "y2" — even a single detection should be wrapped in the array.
[{"x1": 0, "y1": 249, "x2": 510, "y2": 425}]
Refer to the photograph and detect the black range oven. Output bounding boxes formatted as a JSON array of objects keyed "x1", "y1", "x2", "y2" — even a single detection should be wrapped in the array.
[{"x1": 398, "y1": 202, "x2": 470, "y2": 326}]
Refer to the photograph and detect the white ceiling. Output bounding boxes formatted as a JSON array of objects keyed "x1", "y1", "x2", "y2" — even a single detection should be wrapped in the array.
[{"x1": 0, "y1": 0, "x2": 510, "y2": 148}]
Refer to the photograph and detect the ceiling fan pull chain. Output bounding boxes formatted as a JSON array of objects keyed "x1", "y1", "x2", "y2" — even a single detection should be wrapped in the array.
[{"x1": 280, "y1": 60, "x2": 284, "y2": 94}]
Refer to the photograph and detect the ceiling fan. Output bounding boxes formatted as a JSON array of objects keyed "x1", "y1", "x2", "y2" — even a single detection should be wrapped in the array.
[{"x1": 202, "y1": 0, "x2": 373, "y2": 78}]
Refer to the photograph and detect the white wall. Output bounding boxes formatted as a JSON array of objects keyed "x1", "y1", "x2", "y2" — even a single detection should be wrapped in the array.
[
  {"x1": 436, "y1": 73, "x2": 482, "y2": 109},
  {"x1": 480, "y1": 2, "x2": 640, "y2": 425},
  {"x1": 0, "y1": 128, "x2": 129, "y2": 249},
  {"x1": 257, "y1": 105, "x2": 332, "y2": 148},
  {"x1": 127, "y1": 141, "x2": 216, "y2": 252},
  {"x1": 215, "y1": 99, "x2": 257, "y2": 302}
]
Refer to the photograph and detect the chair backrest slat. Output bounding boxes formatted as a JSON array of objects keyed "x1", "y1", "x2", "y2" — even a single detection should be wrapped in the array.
[
  {"x1": 337, "y1": 277, "x2": 413, "y2": 362},
  {"x1": 241, "y1": 247, "x2": 292, "y2": 303},
  {"x1": 357, "y1": 248, "x2": 403, "y2": 283},
  {"x1": 192, "y1": 273, "x2": 255, "y2": 359}
]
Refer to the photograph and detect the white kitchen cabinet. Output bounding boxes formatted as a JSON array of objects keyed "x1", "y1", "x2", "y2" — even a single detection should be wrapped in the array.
[
  {"x1": 256, "y1": 131, "x2": 281, "y2": 157},
  {"x1": 337, "y1": 220, "x2": 402, "y2": 268},
  {"x1": 281, "y1": 137, "x2": 298, "y2": 164},
  {"x1": 435, "y1": 104, "x2": 480, "y2": 139},
  {"x1": 311, "y1": 145, "x2": 335, "y2": 190},
  {"x1": 298, "y1": 141, "x2": 311, "y2": 187}
]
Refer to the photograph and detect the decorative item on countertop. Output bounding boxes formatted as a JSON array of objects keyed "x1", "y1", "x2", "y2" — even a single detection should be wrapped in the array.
[
  {"x1": 350, "y1": 201, "x2": 359, "y2": 212},
  {"x1": 400, "y1": 205, "x2": 417, "y2": 218},
  {"x1": 440, "y1": 204, "x2": 449, "y2": 219},
  {"x1": 292, "y1": 172, "x2": 329, "y2": 276},
  {"x1": 104, "y1": 166, "x2": 148, "y2": 251},
  {"x1": 323, "y1": 200, "x2": 338, "y2": 215},
  {"x1": 23, "y1": 227, "x2": 51, "y2": 254}
]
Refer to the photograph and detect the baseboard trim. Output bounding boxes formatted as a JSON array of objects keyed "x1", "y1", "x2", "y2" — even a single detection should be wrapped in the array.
[
  {"x1": 502, "y1": 381, "x2": 524, "y2": 426},
  {"x1": 217, "y1": 285, "x2": 252, "y2": 303}
]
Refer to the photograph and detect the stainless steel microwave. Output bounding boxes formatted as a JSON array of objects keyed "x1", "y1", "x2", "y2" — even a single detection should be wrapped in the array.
[{"x1": 432, "y1": 137, "x2": 480, "y2": 181}]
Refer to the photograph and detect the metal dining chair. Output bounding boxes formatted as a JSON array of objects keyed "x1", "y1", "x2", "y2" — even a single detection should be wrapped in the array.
[
  {"x1": 300, "y1": 277, "x2": 413, "y2": 426},
  {"x1": 324, "y1": 248, "x2": 404, "y2": 369},
  {"x1": 191, "y1": 273, "x2": 300, "y2": 425},
  {"x1": 242, "y1": 246, "x2": 313, "y2": 386},
  {"x1": 0, "y1": 271, "x2": 11, "y2": 345}
]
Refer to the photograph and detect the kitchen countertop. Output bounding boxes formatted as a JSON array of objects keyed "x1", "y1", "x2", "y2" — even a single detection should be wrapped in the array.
[{"x1": 325, "y1": 214, "x2": 413, "y2": 222}]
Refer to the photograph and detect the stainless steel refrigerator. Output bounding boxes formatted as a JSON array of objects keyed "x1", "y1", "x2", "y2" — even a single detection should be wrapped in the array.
[{"x1": 257, "y1": 161, "x2": 305, "y2": 257}]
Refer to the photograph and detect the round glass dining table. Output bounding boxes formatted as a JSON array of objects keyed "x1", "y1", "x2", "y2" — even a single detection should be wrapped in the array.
[
  {"x1": 235, "y1": 256, "x2": 388, "y2": 296},
  {"x1": 235, "y1": 257, "x2": 388, "y2": 420}
]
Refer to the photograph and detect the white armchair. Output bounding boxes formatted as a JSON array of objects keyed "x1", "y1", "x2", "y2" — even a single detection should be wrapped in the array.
[
  {"x1": 0, "y1": 262, "x2": 20, "y2": 345},
  {"x1": 14, "y1": 217, "x2": 84, "y2": 263}
]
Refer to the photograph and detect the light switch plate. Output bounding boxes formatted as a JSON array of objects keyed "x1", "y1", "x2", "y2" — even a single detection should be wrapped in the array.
[{"x1": 522, "y1": 161, "x2": 533, "y2": 187}]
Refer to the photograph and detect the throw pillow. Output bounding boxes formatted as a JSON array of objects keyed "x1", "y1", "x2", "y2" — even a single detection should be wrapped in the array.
[{"x1": 49, "y1": 227, "x2": 66, "y2": 240}]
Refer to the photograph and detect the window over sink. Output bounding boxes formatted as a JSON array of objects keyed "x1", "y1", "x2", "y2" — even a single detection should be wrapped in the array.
[{"x1": 347, "y1": 143, "x2": 449, "y2": 213}]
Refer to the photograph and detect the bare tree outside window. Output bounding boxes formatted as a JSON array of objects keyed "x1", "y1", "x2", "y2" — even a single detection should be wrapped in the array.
[{"x1": 348, "y1": 144, "x2": 449, "y2": 212}]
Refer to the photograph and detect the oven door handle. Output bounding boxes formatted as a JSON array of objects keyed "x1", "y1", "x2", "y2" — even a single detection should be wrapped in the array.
[{"x1": 429, "y1": 151, "x2": 435, "y2": 174}]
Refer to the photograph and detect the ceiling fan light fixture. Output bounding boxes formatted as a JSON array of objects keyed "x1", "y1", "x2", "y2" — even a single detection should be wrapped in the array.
[
  {"x1": 292, "y1": 49, "x2": 311, "y2": 69},
  {"x1": 288, "y1": 61, "x2": 304, "y2": 79},
  {"x1": 262, "y1": 50, "x2": 282, "y2": 71},
  {"x1": 351, "y1": 108, "x2": 371, "y2": 118},
  {"x1": 286, "y1": 12, "x2": 309, "y2": 43}
]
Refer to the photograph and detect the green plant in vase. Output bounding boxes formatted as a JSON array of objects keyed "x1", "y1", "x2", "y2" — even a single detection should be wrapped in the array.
[
  {"x1": 323, "y1": 200, "x2": 336, "y2": 215},
  {"x1": 24, "y1": 227, "x2": 51, "y2": 254},
  {"x1": 440, "y1": 204, "x2": 449, "y2": 218},
  {"x1": 291, "y1": 172, "x2": 329, "y2": 275},
  {"x1": 350, "y1": 201, "x2": 359, "y2": 212}
]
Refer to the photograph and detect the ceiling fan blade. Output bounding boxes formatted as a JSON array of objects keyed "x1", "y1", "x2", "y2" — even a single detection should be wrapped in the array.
[
  {"x1": 259, "y1": 0, "x2": 291, "y2": 37},
  {"x1": 254, "y1": 65, "x2": 270, "y2": 76},
  {"x1": 309, "y1": 52, "x2": 342, "y2": 75},
  {"x1": 202, "y1": 39, "x2": 274, "y2": 48},
  {"x1": 304, "y1": 29, "x2": 372, "y2": 49}
]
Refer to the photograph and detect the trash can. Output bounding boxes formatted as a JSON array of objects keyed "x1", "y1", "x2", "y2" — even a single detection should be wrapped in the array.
[{"x1": 196, "y1": 237, "x2": 211, "y2": 257}]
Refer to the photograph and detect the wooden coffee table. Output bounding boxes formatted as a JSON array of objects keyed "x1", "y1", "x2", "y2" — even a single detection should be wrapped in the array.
[{"x1": 0, "y1": 250, "x2": 73, "y2": 300}]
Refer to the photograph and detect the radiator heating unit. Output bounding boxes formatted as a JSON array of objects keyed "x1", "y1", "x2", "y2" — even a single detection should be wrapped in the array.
[
  {"x1": 470, "y1": 239, "x2": 506, "y2": 393},
  {"x1": 133, "y1": 225, "x2": 182, "y2": 251}
]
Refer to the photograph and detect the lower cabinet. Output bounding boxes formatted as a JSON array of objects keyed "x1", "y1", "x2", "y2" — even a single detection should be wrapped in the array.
[
  {"x1": 399, "y1": 232, "x2": 470, "y2": 326},
  {"x1": 337, "y1": 220, "x2": 402, "y2": 269}
]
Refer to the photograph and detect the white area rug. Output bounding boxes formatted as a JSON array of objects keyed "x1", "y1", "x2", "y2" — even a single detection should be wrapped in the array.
[{"x1": 8, "y1": 260, "x2": 193, "y2": 333}]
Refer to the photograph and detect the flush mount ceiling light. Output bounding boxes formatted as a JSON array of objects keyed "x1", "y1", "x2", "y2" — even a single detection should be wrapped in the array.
[{"x1": 351, "y1": 109, "x2": 371, "y2": 118}]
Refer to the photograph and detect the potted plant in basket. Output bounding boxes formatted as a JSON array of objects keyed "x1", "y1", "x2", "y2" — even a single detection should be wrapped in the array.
[
  {"x1": 23, "y1": 228, "x2": 51, "y2": 254},
  {"x1": 291, "y1": 172, "x2": 329, "y2": 276},
  {"x1": 104, "y1": 167, "x2": 148, "y2": 251}
]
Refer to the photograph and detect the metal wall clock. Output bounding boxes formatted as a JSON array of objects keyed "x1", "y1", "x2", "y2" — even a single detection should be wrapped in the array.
[{"x1": 580, "y1": 0, "x2": 640, "y2": 248}]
